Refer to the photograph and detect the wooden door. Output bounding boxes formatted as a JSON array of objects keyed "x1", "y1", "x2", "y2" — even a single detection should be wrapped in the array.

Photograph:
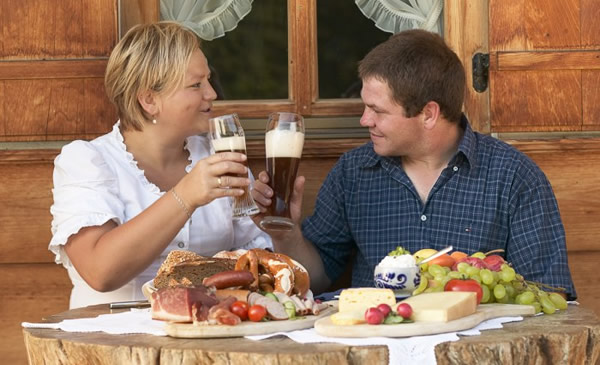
[
  {"x1": 489, "y1": 0, "x2": 600, "y2": 133},
  {"x1": 446, "y1": 0, "x2": 600, "y2": 134}
]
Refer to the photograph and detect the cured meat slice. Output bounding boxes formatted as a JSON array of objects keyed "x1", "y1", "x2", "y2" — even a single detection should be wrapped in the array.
[{"x1": 151, "y1": 286, "x2": 219, "y2": 322}]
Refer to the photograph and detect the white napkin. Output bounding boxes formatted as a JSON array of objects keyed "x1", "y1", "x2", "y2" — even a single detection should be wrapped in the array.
[
  {"x1": 245, "y1": 316, "x2": 524, "y2": 365},
  {"x1": 22, "y1": 308, "x2": 167, "y2": 336}
]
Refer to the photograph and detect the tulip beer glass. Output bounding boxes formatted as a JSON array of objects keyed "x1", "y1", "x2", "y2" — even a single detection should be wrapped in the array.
[
  {"x1": 259, "y1": 112, "x2": 304, "y2": 231},
  {"x1": 208, "y1": 113, "x2": 260, "y2": 218}
]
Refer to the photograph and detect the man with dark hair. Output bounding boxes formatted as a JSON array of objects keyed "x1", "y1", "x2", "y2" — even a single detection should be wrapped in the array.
[{"x1": 252, "y1": 29, "x2": 576, "y2": 300}]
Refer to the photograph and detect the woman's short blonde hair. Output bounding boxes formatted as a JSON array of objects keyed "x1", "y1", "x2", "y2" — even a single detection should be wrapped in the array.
[{"x1": 105, "y1": 21, "x2": 201, "y2": 131}]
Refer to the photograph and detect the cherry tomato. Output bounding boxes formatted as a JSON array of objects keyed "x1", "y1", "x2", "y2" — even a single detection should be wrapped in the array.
[
  {"x1": 230, "y1": 301, "x2": 249, "y2": 321},
  {"x1": 396, "y1": 303, "x2": 413, "y2": 319},
  {"x1": 376, "y1": 303, "x2": 392, "y2": 317},
  {"x1": 248, "y1": 304, "x2": 267, "y2": 322},
  {"x1": 364, "y1": 307, "x2": 385, "y2": 325},
  {"x1": 444, "y1": 278, "x2": 483, "y2": 304}
]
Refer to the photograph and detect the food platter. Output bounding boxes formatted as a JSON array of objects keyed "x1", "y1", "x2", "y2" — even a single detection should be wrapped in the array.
[
  {"x1": 164, "y1": 305, "x2": 336, "y2": 338},
  {"x1": 314, "y1": 303, "x2": 535, "y2": 338},
  {"x1": 142, "y1": 280, "x2": 337, "y2": 338}
]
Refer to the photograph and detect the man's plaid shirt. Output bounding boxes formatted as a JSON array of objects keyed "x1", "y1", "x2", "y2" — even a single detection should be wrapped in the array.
[{"x1": 302, "y1": 116, "x2": 576, "y2": 299}]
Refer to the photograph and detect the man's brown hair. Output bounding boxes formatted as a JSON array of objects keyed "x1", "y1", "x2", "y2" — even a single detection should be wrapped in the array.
[{"x1": 358, "y1": 29, "x2": 465, "y2": 123}]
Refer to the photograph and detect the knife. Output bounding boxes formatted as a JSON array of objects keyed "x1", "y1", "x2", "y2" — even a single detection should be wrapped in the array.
[{"x1": 109, "y1": 300, "x2": 151, "y2": 309}]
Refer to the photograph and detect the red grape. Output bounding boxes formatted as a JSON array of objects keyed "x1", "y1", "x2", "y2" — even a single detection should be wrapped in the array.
[
  {"x1": 396, "y1": 303, "x2": 413, "y2": 319},
  {"x1": 364, "y1": 307, "x2": 385, "y2": 325}
]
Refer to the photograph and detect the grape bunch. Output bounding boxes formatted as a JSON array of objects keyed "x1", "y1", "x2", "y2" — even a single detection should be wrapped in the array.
[{"x1": 414, "y1": 252, "x2": 568, "y2": 315}]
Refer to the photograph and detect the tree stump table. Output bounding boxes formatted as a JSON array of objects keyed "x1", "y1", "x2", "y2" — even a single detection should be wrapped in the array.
[{"x1": 23, "y1": 304, "x2": 600, "y2": 364}]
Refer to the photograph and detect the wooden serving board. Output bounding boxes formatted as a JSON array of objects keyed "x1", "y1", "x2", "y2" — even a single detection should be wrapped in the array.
[
  {"x1": 165, "y1": 306, "x2": 336, "y2": 338},
  {"x1": 314, "y1": 303, "x2": 535, "y2": 338}
]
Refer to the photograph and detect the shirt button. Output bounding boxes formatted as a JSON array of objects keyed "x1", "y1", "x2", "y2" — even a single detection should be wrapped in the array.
[
  {"x1": 177, "y1": 242, "x2": 185, "y2": 248},
  {"x1": 420, "y1": 215, "x2": 427, "y2": 222},
  {"x1": 453, "y1": 166, "x2": 459, "y2": 172}
]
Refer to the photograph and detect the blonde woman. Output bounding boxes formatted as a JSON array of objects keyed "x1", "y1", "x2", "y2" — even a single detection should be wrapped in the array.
[{"x1": 49, "y1": 21, "x2": 272, "y2": 308}]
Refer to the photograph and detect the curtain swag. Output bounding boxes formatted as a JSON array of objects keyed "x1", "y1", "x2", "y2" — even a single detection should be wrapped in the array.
[
  {"x1": 355, "y1": 0, "x2": 443, "y2": 34},
  {"x1": 160, "y1": 0, "x2": 253, "y2": 41}
]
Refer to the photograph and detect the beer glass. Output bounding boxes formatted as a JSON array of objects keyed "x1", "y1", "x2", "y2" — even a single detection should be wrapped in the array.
[
  {"x1": 259, "y1": 112, "x2": 304, "y2": 231},
  {"x1": 208, "y1": 113, "x2": 260, "y2": 218}
]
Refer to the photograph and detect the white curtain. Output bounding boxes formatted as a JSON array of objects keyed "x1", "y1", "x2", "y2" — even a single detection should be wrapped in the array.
[
  {"x1": 160, "y1": 0, "x2": 253, "y2": 41},
  {"x1": 355, "y1": 0, "x2": 443, "y2": 34}
]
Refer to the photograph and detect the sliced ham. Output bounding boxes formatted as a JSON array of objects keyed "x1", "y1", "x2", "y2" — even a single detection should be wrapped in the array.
[{"x1": 151, "y1": 286, "x2": 218, "y2": 322}]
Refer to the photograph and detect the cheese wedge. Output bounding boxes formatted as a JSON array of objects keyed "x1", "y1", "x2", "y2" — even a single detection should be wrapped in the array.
[
  {"x1": 330, "y1": 311, "x2": 366, "y2": 325},
  {"x1": 399, "y1": 291, "x2": 477, "y2": 322},
  {"x1": 338, "y1": 288, "x2": 396, "y2": 314}
]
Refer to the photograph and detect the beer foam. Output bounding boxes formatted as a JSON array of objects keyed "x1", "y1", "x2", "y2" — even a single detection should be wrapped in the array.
[
  {"x1": 265, "y1": 130, "x2": 304, "y2": 158},
  {"x1": 211, "y1": 135, "x2": 246, "y2": 152}
]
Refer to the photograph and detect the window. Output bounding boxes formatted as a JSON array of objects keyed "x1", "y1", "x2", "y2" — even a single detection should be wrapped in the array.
[{"x1": 156, "y1": 0, "x2": 393, "y2": 138}]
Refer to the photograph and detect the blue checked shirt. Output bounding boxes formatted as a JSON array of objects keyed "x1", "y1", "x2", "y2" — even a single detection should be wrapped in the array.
[{"x1": 302, "y1": 116, "x2": 576, "y2": 299}]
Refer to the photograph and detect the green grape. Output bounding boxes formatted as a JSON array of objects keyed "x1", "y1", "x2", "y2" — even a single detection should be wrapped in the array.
[
  {"x1": 493, "y1": 284, "x2": 506, "y2": 299},
  {"x1": 500, "y1": 263, "x2": 510, "y2": 271},
  {"x1": 420, "y1": 263, "x2": 429, "y2": 273},
  {"x1": 496, "y1": 294, "x2": 509, "y2": 303},
  {"x1": 457, "y1": 262, "x2": 471, "y2": 273},
  {"x1": 481, "y1": 284, "x2": 491, "y2": 303},
  {"x1": 515, "y1": 293, "x2": 524, "y2": 304},
  {"x1": 470, "y1": 274, "x2": 481, "y2": 284},
  {"x1": 512, "y1": 280, "x2": 525, "y2": 291},
  {"x1": 448, "y1": 271, "x2": 465, "y2": 279},
  {"x1": 423, "y1": 272, "x2": 434, "y2": 280},
  {"x1": 519, "y1": 291, "x2": 535, "y2": 305},
  {"x1": 428, "y1": 264, "x2": 445, "y2": 277},
  {"x1": 480, "y1": 269, "x2": 494, "y2": 285},
  {"x1": 471, "y1": 252, "x2": 486, "y2": 259},
  {"x1": 532, "y1": 302, "x2": 542, "y2": 313},
  {"x1": 466, "y1": 266, "x2": 480, "y2": 277},
  {"x1": 504, "y1": 284, "x2": 515, "y2": 299},
  {"x1": 500, "y1": 267, "x2": 516, "y2": 282},
  {"x1": 540, "y1": 296, "x2": 557, "y2": 314},
  {"x1": 443, "y1": 266, "x2": 451, "y2": 274},
  {"x1": 413, "y1": 276, "x2": 428, "y2": 295},
  {"x1": 549, "y1": 293, "x2": 568, "y2": 310},
  {"x1": 434, "y1": 274, "x2": 445, "y2": 283}
]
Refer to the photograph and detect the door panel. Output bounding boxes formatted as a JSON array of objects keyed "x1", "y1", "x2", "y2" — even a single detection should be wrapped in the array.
[
  {"x1": 490, "y1": 70, "x2": 581, "y2": 132},
  {"x1": 489, "y1": 0, "x2": 600, "y2": 132}
]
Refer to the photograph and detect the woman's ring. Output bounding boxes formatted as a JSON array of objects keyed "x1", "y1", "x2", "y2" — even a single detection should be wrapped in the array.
[{"x1": 217, "y1": 177, "x2": 222, "y2": 187}]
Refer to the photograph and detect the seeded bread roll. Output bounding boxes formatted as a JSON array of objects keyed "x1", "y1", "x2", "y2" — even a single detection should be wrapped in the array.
[{"x1": 153, "y1": 250, "x2": 236, "y2": 289}]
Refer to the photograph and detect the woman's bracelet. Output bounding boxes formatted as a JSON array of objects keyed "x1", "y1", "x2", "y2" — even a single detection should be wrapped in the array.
[{"x1": 171, "y1": 188, "x2": 192, "y2": 219}]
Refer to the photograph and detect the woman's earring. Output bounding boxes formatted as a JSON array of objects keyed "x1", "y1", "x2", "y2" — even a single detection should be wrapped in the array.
[{"x1": 152, "y1": 119, "x2": 157, "y2": 124}]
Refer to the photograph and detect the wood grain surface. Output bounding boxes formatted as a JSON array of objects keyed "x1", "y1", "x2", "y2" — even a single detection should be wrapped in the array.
[{"x1": 315, "y1": 304, "x2": 535, "y2": 338}]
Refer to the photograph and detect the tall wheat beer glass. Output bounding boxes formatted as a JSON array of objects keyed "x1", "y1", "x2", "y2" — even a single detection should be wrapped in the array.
[
  {"x1": 208, "y1": 113, "x2": 260, "y2": 218},
  {"x1": 259, "y1": 112, "x2": 304, "y2": 231}
]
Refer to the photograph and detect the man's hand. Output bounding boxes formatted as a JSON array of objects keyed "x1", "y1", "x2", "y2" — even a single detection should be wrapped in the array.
[{"x1": 250, "y1": 171, "x2": 306, "y2": 234}]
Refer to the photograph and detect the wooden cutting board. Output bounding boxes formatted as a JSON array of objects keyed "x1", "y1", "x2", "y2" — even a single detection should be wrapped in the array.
[
  {"x1": 314, "y1": 303, "x2": 535, "y2": 338},
  {"x1": 165, "y1": 306, "x2": 336, "y2": 338}
]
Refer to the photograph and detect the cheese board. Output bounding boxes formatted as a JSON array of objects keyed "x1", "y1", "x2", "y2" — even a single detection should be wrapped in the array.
[
  {"x1": 314, "y1": 303, "x2": 535, "y2": 338},
  {"x1": 164, "y1": 305, "x2": 336, "y2": 338}
]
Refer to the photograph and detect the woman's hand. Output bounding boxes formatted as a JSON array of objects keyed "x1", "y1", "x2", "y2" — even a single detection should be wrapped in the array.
[{"x1": 179, "y1": 152, "x2": 251, "y2": 208}]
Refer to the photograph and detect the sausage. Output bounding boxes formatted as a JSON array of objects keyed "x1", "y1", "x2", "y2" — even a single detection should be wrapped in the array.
[
  {"x1": 255, "y1": 295, "x2": 289, "y2": 320},
  {"x1": 202, "y1": 270, "x2": 255, "y2": 289}
]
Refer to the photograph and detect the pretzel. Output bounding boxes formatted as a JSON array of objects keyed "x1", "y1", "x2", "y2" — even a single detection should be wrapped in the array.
[{"x1": 234, "y1": 249, "x2": 310, "y2": 297}]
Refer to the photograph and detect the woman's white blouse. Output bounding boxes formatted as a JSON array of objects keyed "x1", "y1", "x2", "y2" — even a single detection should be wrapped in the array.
[{"x1": 49, "y1": 122, "x2": 272, "y2": 308}]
